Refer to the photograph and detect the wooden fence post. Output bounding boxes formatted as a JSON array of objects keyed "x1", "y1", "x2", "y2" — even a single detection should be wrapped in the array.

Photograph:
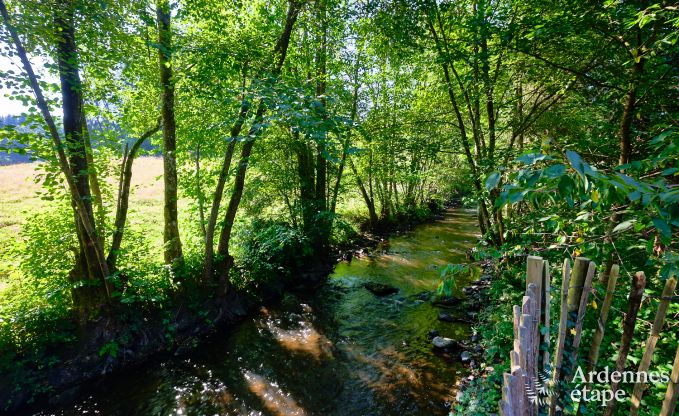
[
  {"x1": 660, "y1": 344, "x2": 679, "y2": 416},
  {"x1": 549, "y1": 258, "x2": 571, "y2": 416},
  {"x1": 500, "y1": 257, "x2": 549, "y2": 416},
  {"x1": 586, "y1": 264, "x2": 620, "y2": 371},
  {"x1": 603, "y1": 271, "x2": 646, "y2": 416},
  {"x1": 576, "y1": 264, "x2": 619, "y2": 416},
  {"x1": 526, "y1": 256, "x2": 547, "y2": 370},
  {"x1": 521, "y1": 283, "x2": 539, "y2": 416},
  {"x1": 542, "y1": 260, "x2": 551, "y2": 368},
  {"x1": 568, "y1": 261, "x2": 596, "y2": 377},
  {"x1": 500, "y1": 254, "x2": 672, "y2": 416},
  {"x1": 630, "y1": 277, "x2": 677, "y2": 415}
]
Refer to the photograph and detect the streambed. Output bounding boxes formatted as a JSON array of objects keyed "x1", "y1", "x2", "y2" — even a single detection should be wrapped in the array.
[{"x1": 37, "y1": 209, "x2": 479, "y2": 416}]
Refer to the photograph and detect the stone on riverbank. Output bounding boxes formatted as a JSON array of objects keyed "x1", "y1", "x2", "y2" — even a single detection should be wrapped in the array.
[
  {"x1": 432, "y1": 336, "x2": 457, "y2": 349},
  {"x1": 363, "y1": 282, "x2": 399, "y2": 296},
  {"x1": 438, "y1": 312, "x2": 455, "y2": 322}
]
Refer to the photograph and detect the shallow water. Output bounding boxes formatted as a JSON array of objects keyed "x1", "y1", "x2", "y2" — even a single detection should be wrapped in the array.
[{"x1": 37, "y1": 209, "x2": 479, "y2": 416}]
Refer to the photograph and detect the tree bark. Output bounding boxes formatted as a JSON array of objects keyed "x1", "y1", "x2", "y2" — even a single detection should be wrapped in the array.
[
  {"x1": 203, "y1": 101, "x2": 249, "y2": 282},
  {"x1": 618, "y1": 58, "x2": 644, "y2": 165},
  {"x1": 331, "y1": 78, "x2": 359, "y2": 214},
  {"x1": 312, "y1": 0, "x2": 330, "y2": 254},
  {"x1": 54, "y1": 0, "x2": 112, "y2": 316},
  {"x1": 107, "y1": 121, "x2": 161, "y2": 269},
  {"x1": 349, "y1": 158, "x2": 378, "y2": 227},
  {"x1": 1, "y1": 1, "x2": 114, "y2": 318},
  {"x1": 157, "y1": 0, "x2": 183, "y2": 265}
]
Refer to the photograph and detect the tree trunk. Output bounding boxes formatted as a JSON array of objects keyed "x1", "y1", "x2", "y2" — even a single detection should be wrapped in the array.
[
  {"x1": 82, "y1": 122, "x2": 105, "y2": 236},
  {"x1": 157, "y1": 0, "x2": 183, "y2": 265},
  {"x1": 295, "y1": 133, "x2": 317, "y2": 236},
  {"x1": 203, "y1": 101, "x2": 249, "y2": 282},
  {"x1": 349, "y1": 158, "x2": 378, "y2": 227},
  {"x1": 329, "y1": 67, "x2": 359, "y2": 214},
  {"x1": 2, "y1": 0, "x2": 113, "y2": 318},
  {"x1": 312, "y1": 0, "x2": 330, "y2": 255},
  {"x1": 55, "y1": 0, "x2": 111, "y2": 317},
  {"x1": 108, "y1": 122, "x2": 160, "y2": 269},
  {"x1": 212, "y1": 0, "x2": 303, "y2": 289},
  {"x1": 618, "y1": 58, "x2": 644, "y2": 166}
]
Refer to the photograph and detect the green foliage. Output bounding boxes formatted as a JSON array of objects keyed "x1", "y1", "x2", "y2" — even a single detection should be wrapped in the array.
[
  {"x1": 329, "y1": 214, "x2": 360, "y2": 247},
  {"x1": 0, "y1": 0, "x2": 677, "y2": 411},
  {"x1": 436, "y1": 263, "x2": 480, "y2": 298},
  {"x1": 451, "y1": 369, "x2": 504, "y2": 415},
  {"x1": 233, "y1": 220, "x2": 313, "y2": 286},
  {"x1": 491, "y1": 139, "x2": 678, "y2": 280}
]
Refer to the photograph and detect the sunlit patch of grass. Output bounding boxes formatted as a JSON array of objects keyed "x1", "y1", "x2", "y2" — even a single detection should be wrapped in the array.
[{"x1": 0, "y1": 157, "x2": 196, "y2": 284}]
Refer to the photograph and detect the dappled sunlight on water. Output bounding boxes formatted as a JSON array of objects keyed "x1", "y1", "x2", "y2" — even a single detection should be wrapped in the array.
[
  {"x1": 244, "y1": 371, "x2": 307, "y2": 416},
  {"x1": 265, "y1": 316, "x2": 333, "y2": 360}
]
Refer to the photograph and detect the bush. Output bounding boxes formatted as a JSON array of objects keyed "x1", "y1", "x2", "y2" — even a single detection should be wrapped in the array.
[{"x1": 233, "y1": 220, "x2": 313, "y2": 285}]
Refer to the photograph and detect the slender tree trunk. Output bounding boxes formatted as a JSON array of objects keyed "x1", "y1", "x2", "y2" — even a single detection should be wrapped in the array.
[
  {"x1": 157, "y1": 0, "x2": 183, "y2": 265},
  {"x1": 295, "y1": 132, "x2": 317, "y2": 236},
  {"x1": 54, "y1": 0, "x2": 112, "y2": 316},
  {"x1": 195, "y1": 145, "x2": 206, "y2": 238},
  {"x1": 82, "y1": 122, "x2": 105, "y2": 233},
  {"x1": 212, "y1": 0, "x2": 303, "y2": 290},
  {"x1": 313, "y1": 0, "x2": 330, "y2": 254},
  {"x1": 619, "y1": 58, "x2": 644, "y2": 166},
  {"x1": 108, "y1": 122, "x2": 160, "y2": 269},
  {"x1": 330, "y1": 68, "x2": 360, "y2": 213},
  {"x1": 349, "y1": 158, "x2": 378, "y2": 227},
  {"x1": 426, "y1": 13, "x2": 492, "y2": 235},
  {"x1": 1, "y1": 2, "x2": 113, "y2": 317},
  {"x1": 203, "y1": 102, "x2": 248, "y2": 282}
]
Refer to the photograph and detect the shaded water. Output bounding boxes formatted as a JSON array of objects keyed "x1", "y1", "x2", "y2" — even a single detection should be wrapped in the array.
[{"x1": 38, "y1": 209, "x2": 479, "y2": 416}]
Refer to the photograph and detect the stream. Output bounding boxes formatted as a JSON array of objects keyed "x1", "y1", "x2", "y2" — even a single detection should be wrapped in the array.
[{"x1": 38, "y1": 209, "x2": 479, "y2": 416}]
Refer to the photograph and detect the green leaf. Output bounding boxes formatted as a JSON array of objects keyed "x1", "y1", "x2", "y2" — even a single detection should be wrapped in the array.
[
  {"x1": 485, "y1": 172, "x2": 501, "y2": 191},
  {"x1": 516, "y1": 153, "x2": 549, "y2": 165},
  {"x1": 613, "y1": 220, "x2": 636, "y2": 233},
  {"x1": 566, "y1": 150, "x2": 585, "y2": 178},
  {"x1": 652, "y1": 218, "x2": 672, "y2": 238},
  {"x1": 544, "y1": 164, "x2": 566, "y2": 178},
  {"x1": 558, "y1": 175, "x2": 574, "y2": 196}
]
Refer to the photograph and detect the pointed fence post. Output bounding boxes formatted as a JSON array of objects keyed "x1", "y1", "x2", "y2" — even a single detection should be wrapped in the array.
[
  {"x1": 568, "y1": 261, "x2": 596, "y2": 377},
  {"x1": 542, "y1": 260, "x2": 551, "y2": 368},
  {"x1": 576, "y1": 264, "x2": 619, "y2": 416},
  {"x1": 603, "y1": 271, "x2": 646, "y2": 416},
  {"x1": 500, "y1": 257, "x2": 549, "y2": 416},
  {"x1": 586, "y1": 264, "x2": 620, "y2": 371},
  {"x1": 549, "y1": 258, "x2": 571, "y2": 416},
  {"x1": 630, "y1": 277, "x2": 677, "y2": 415},
  {"x1": 660, "y1": 344, "x2": 679, "y2": 416}
]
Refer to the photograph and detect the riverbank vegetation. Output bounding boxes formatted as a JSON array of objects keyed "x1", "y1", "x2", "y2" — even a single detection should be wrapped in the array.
[{"x1": 0, "y1": 0, "x2": 677, "y2": 413}]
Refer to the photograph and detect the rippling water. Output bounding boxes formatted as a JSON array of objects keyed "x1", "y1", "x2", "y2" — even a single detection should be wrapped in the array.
[{"x1": 37, "y1": 209, "x2": 479, "y2": 416}]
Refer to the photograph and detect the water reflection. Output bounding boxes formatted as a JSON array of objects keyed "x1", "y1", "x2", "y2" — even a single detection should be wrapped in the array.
[
  {"x1": 264, "y1": 313, "x2": 333, "y2": 360},
  {"x1": 244, "y1": 372, "x2": 306, "y2": 416}
]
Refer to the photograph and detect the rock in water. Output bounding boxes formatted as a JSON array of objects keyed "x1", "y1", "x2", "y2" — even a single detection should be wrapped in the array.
[
  {"x1": 438, "y1": 312, "x2": 455, "y2": 322},
  {"x1": 432, "y1": 296, "x2": 462, "y2": 308},
  {"x1": 432, "y1": 336, "x2": 456, "y2": 349},
  {"x1": 363, "y1": 282, "x2": 399, "y2": 296}
]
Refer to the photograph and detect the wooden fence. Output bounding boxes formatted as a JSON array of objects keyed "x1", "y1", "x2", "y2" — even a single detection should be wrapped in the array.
[{"x1": 499, "y1": 255, "x2": 678, "y2": 416}]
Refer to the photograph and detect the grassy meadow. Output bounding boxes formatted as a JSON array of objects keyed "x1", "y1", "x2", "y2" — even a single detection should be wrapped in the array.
[{"x1": 0, "y1": 157, "x2": 175, "y2": 290}]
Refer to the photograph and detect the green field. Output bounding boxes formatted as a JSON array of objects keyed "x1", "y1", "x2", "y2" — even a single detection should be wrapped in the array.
[{"x1": 0, "y1": 157, "x2": 181, "y2": 289}]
